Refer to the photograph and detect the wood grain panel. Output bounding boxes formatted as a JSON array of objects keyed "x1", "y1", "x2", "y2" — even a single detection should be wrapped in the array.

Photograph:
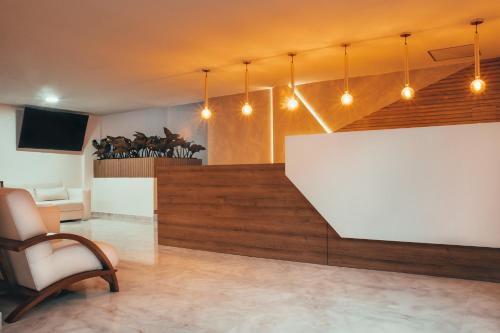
[
  {"x1": 154, "y1": 157, "x2": 202, "y2": 174},
  {"x1": 339, "y1": 57, "x2": 500, "y2": 132},
  {"x1": 93, "y1": 157, "x2": 202, "y2": 178},
  {"x1": 94, "y1": 157, "x2": 154, "y2": 177},
  {"x1": 327, "y1": 228, "x2": 500, "y2": 283},
  {"x1": 157, "y1": 162, "x2": 500, "y2": 282},
  {"x1": 157, "y1": 163, "x2": 331, "y2": 264}
]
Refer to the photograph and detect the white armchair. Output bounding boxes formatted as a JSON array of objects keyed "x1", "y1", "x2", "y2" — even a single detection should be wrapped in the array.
[{"x1": 0, "y1": 188, "x2": 119, "y2": 323}]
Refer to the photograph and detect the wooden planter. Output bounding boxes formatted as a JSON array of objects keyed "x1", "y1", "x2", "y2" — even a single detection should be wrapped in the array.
[{"x1": 93, "y1": 157, "x2": 202, "y2": 178}]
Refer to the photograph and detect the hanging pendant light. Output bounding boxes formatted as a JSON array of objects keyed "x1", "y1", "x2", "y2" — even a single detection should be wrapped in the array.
[
  {"x1": 470, "y1": 18, "x2": 486, "y2": 94},
  {"x1": 241, "y1": 61, "x2": 253, "y2": 116},
  {"x1": 400, "y1": 33, "x2": 415, "y2": 100},
  {"x1": 201, "y1": 69, "x2": 212, "y2": 119},
  {"x1": 340, "y1": 43, "x2": 353, "y2": 106},
  {"x1": 286, "y1": 52, "x2": 299, "y2": 111}
]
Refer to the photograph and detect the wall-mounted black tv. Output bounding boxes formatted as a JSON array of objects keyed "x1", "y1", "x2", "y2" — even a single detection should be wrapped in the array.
[{"x1": 18, "y1": 107, "x2": 89, "y2": 151}]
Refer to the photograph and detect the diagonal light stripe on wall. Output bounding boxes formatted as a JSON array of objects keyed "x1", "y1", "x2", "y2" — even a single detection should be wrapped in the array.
[{"x1": 294, "y1": 89, "x2": 333, "y2": 134}]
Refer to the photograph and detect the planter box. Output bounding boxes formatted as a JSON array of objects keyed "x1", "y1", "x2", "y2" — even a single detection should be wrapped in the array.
[{"x1": 93, "y1": 157, "x2": 202, "y2": 178}]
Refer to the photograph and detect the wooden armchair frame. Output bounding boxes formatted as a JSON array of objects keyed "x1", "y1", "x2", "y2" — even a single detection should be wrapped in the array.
[{"x1": 0, "y1": 233, "x2": 119, "y2": 323}]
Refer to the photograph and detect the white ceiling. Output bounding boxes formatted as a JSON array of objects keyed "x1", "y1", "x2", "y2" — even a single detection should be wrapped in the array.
[{"x1": 0, "y1": 0, "x2": 499, "y2": 114}]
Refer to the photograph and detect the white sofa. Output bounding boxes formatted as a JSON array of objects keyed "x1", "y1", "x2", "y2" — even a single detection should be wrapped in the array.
[{"x1": 4, "y1": 182, "x2": 90, "y2": 221}]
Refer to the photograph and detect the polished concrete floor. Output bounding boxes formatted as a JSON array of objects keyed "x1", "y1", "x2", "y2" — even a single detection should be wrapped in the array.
[{"x1": 1, "y1": 218, "x2": 500, "y2": 333}]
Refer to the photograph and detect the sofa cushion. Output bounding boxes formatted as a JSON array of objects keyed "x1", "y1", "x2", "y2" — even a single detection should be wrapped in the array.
[
  {"x1": 35, "y1": 187, "x2": 68, "y2": 201},
  {"x1": 36, "y1": 200, "x2": 83, "y2": 212}
]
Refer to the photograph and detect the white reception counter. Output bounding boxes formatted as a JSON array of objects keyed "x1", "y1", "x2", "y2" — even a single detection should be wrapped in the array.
[{"x1": 286, "y1": 122, "x2": 500, "y2": 248}]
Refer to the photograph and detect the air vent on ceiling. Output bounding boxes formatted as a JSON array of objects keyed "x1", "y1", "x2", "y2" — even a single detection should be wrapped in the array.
[{"x1": 428, "y1": 44, "x2": 477, "y2": 62}]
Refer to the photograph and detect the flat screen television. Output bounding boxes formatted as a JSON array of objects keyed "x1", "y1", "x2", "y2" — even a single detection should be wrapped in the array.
[{"x1": 18, "y1": 107, "x2": 89, "y2": 151}]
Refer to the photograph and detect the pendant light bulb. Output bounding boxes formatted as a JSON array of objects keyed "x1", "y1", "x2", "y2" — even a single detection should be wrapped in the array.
[
  {"x1": 470, "y1": 78, "x2": 486, "y2": 93},
  {"x1": 401, "y1": 85, "x2": 415, "y2": 100},
  {"x1": 287, "y1": 52, "x2": 299, "y2": 111},
  {"x1": 341, "y1": 92, "x2": 353, "y2": 106},
  {"x1": 470, "y1": 18, "x2": 486, "y2": 94},
  {"x1": 241, "y1": 61, "x2": 253, "y2": 116},
  {"x1": 242, "y1": 102, "x2": 253, "y2": 116},
  {"x1": 340, "y1": 44, "x2": 353, "y2": 106},
  {"x1": 287, "y1": 97, "x2": 299, "y2": 110},
  {"x1": 201, "y1": 107, "x2": 212, "y2": 119},
  {"x1": 400, "y1": 33, "x2": 414, "y2": 100},
  {"x1": 201, "y1": 69, "x2": 212, "y2": 120}
]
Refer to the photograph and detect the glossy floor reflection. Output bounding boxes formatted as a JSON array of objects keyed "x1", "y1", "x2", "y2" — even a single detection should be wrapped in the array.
[{"x1": 1, "y1": 218, "x2": 500, "y2": 333}]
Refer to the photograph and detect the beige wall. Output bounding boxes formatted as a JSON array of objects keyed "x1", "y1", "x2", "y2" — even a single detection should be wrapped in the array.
[
  {"x1": 271, "y1": 63, "x2": 467, "y2": 162},
  {"x1": 162, "y1": 62, "x2": 469, "y2": 165},
  {"x1": 208, "y1": 90, "x2": 272, "y2": 165}
]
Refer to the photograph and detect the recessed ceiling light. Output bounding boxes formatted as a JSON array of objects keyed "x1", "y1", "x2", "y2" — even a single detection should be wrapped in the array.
[{"x1": 45, "y1": 96, "x2": 60, "y2": 104}]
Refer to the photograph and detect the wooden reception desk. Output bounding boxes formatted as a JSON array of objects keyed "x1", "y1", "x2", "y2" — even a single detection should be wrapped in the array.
[
  {"x1": 156, "y1": 163, "x2": 500, "y2": 283},
  {"x1": 156, "y1": 164, "x2": 329, "y2": 264}
]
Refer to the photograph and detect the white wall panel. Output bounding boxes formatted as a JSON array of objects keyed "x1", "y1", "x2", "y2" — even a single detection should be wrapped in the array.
[
  {"x1": 286, "y1": 123, "x2": 500, "y2": 247},
  {"x1": 92, "y1": 178, "x2": 154, "y2": 217}
]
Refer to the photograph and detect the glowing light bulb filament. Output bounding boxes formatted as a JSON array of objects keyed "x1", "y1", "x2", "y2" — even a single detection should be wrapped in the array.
[
  {"x1": 201, "y1": 69, "x2": 212, "y2": 119},
  {"x1": 286, "y1": 52, "x2": 299, "y2": 110},
  {"x1": 400, "y1": 32, "x2": 415, "y2": 100},
  {"x1": 470, "y1": 18, "x2": 486, "y2": 94},
  {"x1": 241, "y1": 61, "x2": 253, "y2": 115},
  {"x1": 341, "y1": 44, "x2": 353, "y2": 106}
]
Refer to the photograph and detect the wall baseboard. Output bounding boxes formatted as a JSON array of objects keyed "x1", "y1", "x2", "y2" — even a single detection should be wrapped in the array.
[
  {"x1": 91, "y1": 212, "x2": 156, "y2": 222},
  {"x1": 327, "y1": 228, "x2": 500, "y2": 283}
]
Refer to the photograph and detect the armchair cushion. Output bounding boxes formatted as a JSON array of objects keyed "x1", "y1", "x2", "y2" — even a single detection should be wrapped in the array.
[{"x1": 30, "y1": 240, "x2": 119, "y2": 291}]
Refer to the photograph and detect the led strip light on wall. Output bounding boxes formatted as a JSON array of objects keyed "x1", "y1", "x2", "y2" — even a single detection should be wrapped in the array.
[{"x1": 294, "y1": 89, "x2": 332, "y2": 134}]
